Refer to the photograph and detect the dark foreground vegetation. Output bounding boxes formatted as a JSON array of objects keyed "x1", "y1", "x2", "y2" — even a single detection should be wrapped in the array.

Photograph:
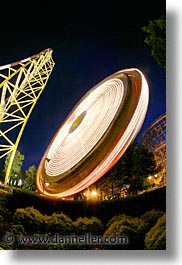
[
  {"x1": 0, "y1": 187, "x2": 166, "y2": 250},
  {"x1": 6, "y1": 186, "x2": 166, "y2": 223}
]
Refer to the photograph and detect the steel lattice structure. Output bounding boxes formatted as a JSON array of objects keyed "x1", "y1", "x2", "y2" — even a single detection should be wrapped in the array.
[
  {"x1": 140, "y1": 113, "x2": 166, "y2": 183},
  {"x1": 0, "y1": 48, "x2": 55, "y2": 185}
]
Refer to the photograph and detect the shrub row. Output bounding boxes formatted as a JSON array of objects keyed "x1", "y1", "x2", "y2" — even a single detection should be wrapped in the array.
[
  {"x1": 6, "y1": 186, "x2": 166, "y2": 224},
  {"x1": 12, "y1": 207, "x2": 104, "y2": 236},
  {"x1": 0, "y1": 206, "x2": 166, "y2": 250}
]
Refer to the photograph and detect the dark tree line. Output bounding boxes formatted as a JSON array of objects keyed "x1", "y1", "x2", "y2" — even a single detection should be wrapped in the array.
[{"x1": 90, "y1": 141, "x2": 157, "y2": 198}]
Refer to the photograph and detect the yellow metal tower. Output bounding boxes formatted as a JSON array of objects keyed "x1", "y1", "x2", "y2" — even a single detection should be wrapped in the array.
[{"x1": 0, "y1": 48, "x2": 55, "y2": 185}]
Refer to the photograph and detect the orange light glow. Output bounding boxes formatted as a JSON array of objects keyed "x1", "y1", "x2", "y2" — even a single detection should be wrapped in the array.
[{"x1": 36, "y1": 68, "x2": 149, "y2": 198}]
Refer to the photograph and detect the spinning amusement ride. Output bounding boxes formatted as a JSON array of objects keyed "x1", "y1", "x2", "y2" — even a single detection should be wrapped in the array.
[{"x1": 37, "y1": 68, "x2": 149, "y2": 198}]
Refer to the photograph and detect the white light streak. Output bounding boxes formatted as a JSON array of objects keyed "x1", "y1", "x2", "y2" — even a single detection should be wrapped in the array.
[{"x1": 37, "y1": 68, "x2": 149, "y2": 198}]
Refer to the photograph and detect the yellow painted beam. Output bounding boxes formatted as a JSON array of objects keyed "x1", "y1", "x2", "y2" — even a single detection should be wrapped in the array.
[{"x1": 0, "y1": 49, "x2": 55, "y2": 185}]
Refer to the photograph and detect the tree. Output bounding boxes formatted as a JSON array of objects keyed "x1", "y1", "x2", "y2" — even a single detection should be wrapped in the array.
[
  {"x1": 93, "y1": 159, "x2": 126, "y2": 199},
  {"x1": 3, "y1": 150, "x2": 24, "y2": 186},
  {"x1": 120, "y1": 142, "x2": 157, "y2": 195},
  {"x1": 93, "y1": 141, "x2": 157, "y2": 198},
  {"x1": 23, "y1": 165, "x2": 37, "y2": 191},
  {"x1": 142, "y1": 15, "x2": 166, "y2": 68}
]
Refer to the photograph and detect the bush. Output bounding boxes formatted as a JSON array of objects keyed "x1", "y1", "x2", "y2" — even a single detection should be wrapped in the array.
[
  {"x1": 106, "y1": 214, "x2": 144, "y2": 233},
  {"x1": 141, "y1": 209, "x2": 164, "y2": 233},
  {"x1": 13, "y1": 206, "x2": 44, "y2": 234},
  {"x1": 104, "y1": 214, "x2": 146, "y2": 249},
  {"x1": 10, "y1": 224, "x2": 26, "y2": 236},
  {"x1": 106, "y1": 214, "x2": 125, "y2": 228},
  {"x1": 73, "y1": 216, "x2": 104, "y2": 235},
  {"x1": 0, "y1": 197, "x2": 13, "y2": 238},
  {"x1": 45, "y1": 212, "x2": 73, "y2": 235},
  {"x1": 145, "y1": 213, "x2": 166, "y2": 250}
]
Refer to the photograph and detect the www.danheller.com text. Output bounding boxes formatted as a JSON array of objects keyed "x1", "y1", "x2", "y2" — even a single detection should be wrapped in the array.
[{"x1": 3, "y1": 233, "x2": 129, "y2": 246}]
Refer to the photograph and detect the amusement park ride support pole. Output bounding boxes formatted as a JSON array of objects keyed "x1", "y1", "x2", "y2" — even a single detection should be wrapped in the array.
[{"x1": 0, "y1": 48, "x2": 55, "y2": 185}]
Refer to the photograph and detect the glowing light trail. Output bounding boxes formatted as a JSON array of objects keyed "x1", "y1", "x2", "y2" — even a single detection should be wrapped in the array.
[{"x1": 37, "y1": 68, "x2": 149, "y2": 198}]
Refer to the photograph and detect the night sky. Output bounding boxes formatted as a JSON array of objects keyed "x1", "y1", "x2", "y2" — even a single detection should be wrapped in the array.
[{"x1": 0, "y1": 0, "x2": 166, "y2": 170}]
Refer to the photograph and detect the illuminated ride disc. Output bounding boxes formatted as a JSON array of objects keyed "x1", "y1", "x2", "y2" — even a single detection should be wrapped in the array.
[{"x1": 37, "y1": 68, "x2": 149, "y2": 198}]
